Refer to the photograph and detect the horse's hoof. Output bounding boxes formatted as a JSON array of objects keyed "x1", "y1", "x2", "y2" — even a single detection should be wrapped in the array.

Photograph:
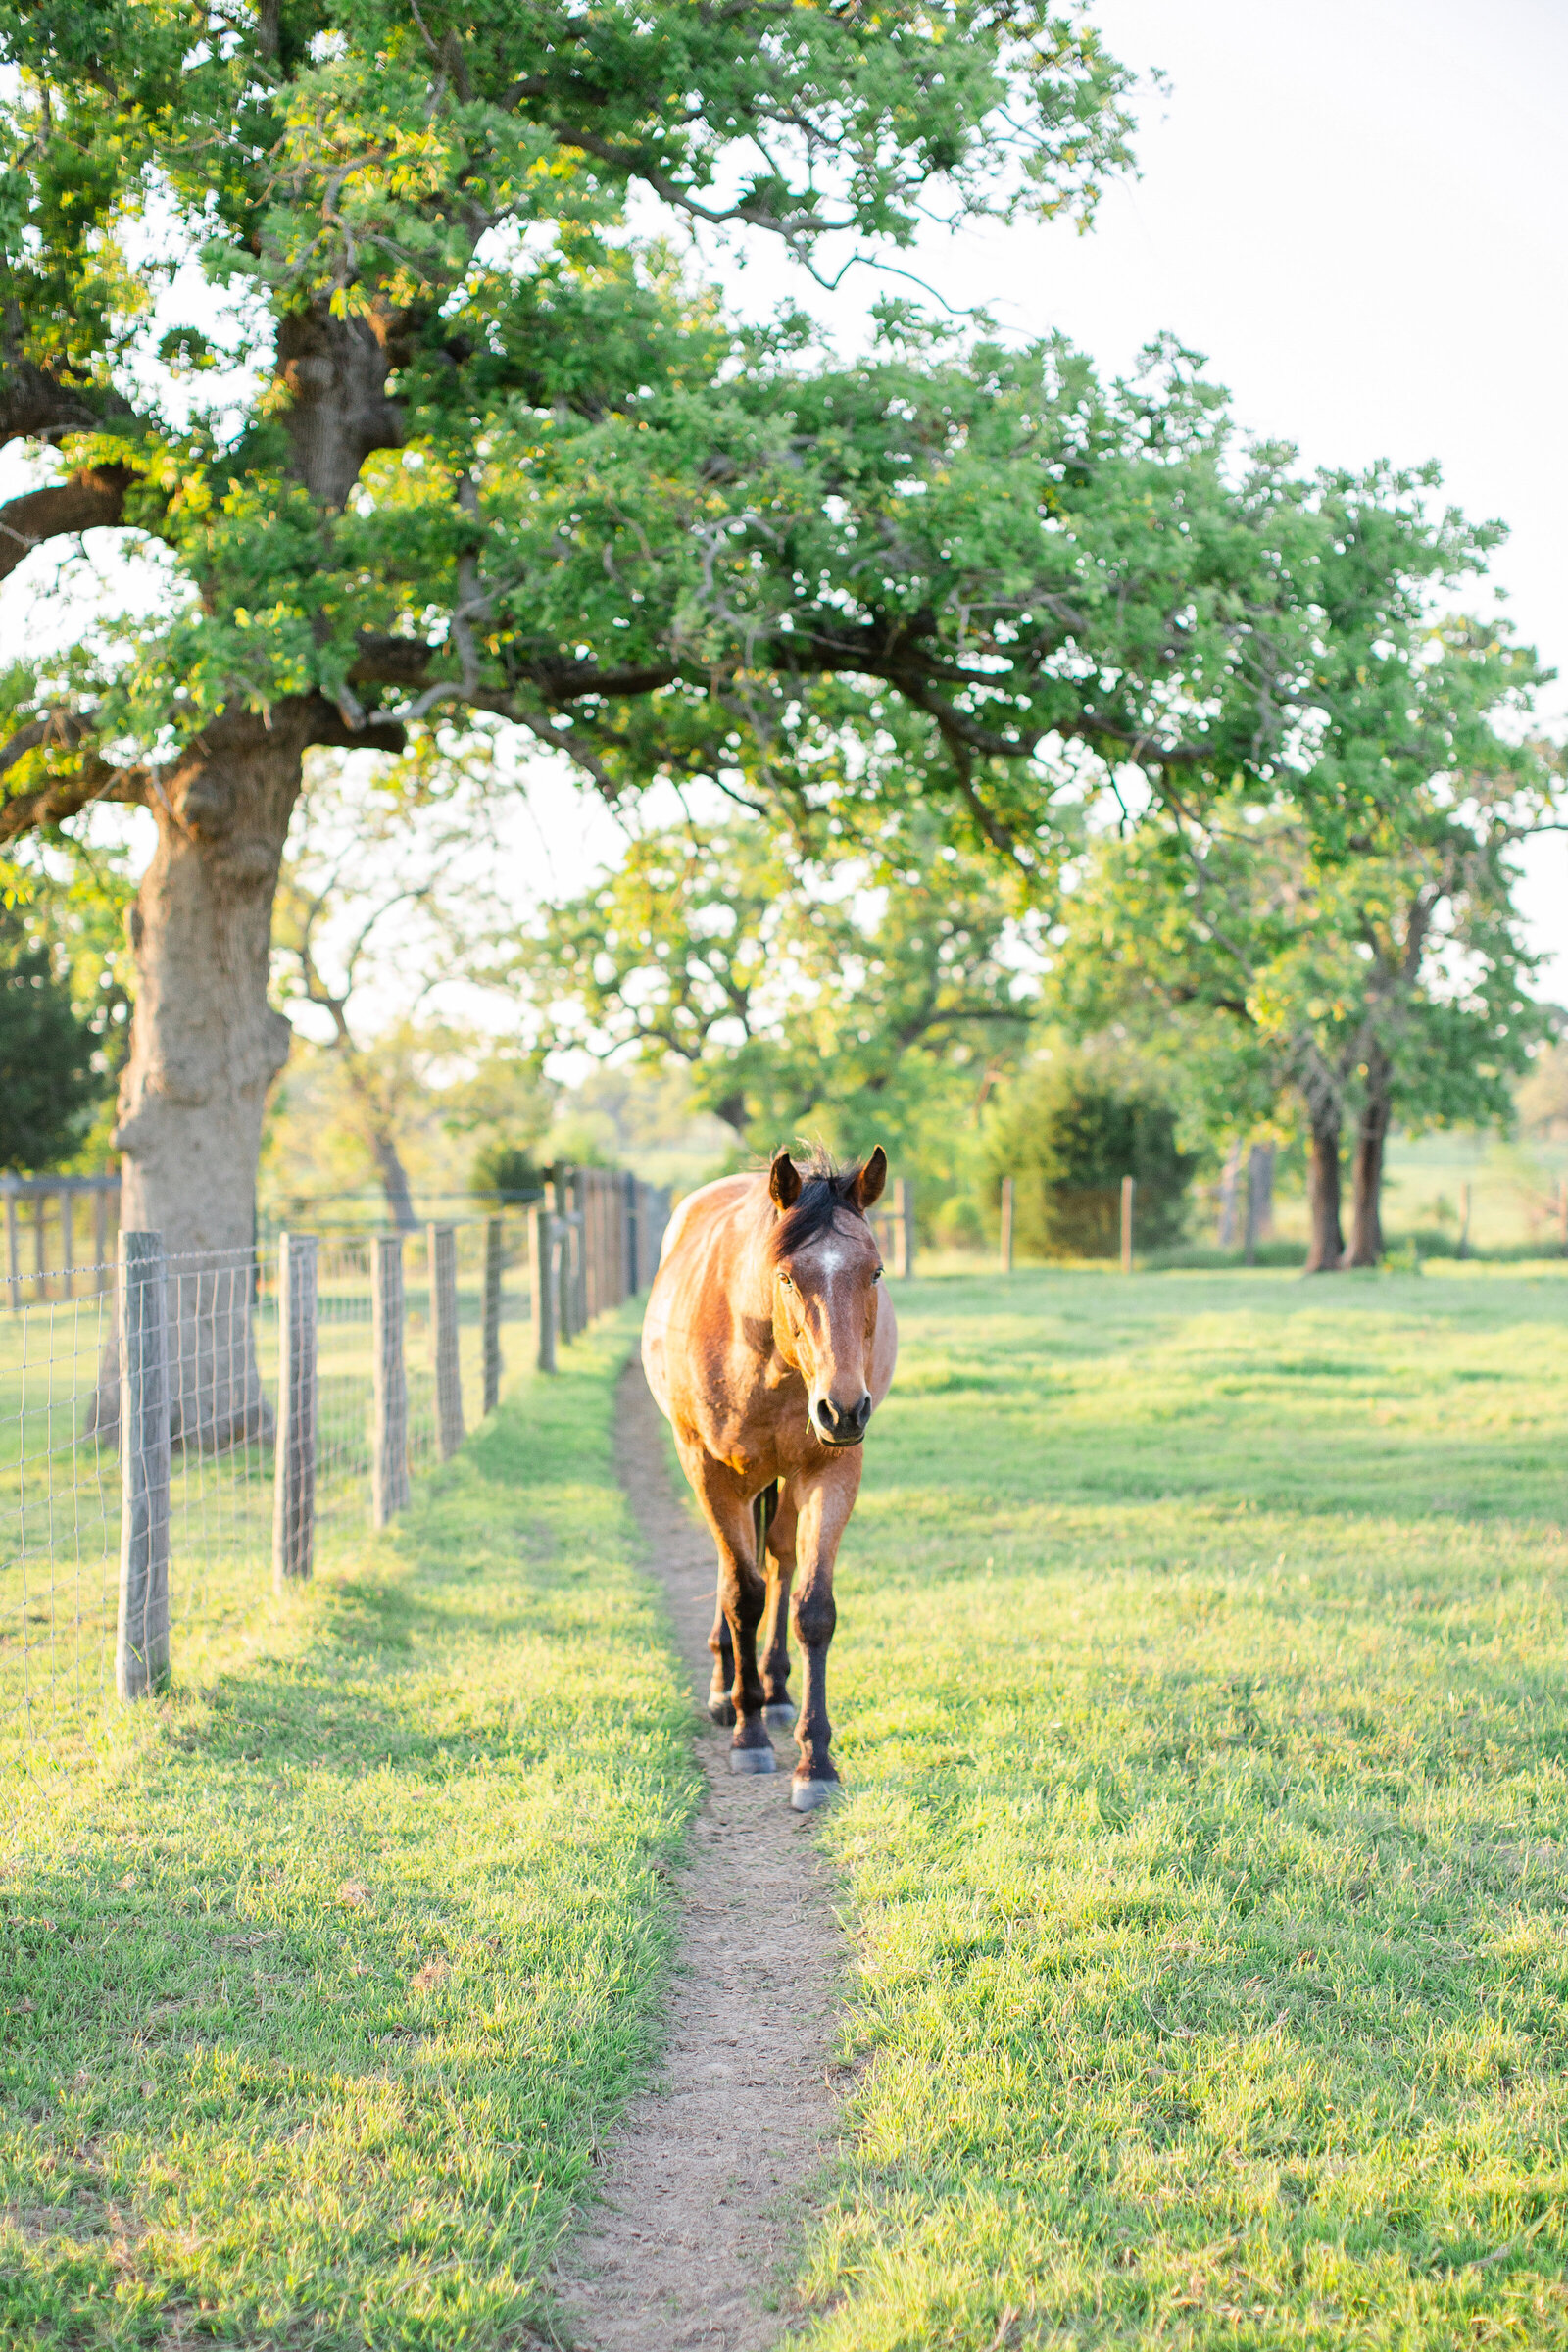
[
  {"x1": 728, "y1": 1745, "x2": 777, "y2": 1775},
  {"x1": 707, "y1": 1694, "x2": 737, "y2": 1727},
  {"x1": 763, "y1": 1700, "x2": 797, "y2": 1727},
  {"x1": 791, "y1": 1777, "x2": 839, "y2": 1812}
]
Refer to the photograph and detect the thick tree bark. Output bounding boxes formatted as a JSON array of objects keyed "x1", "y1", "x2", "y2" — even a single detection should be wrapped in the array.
[
  {"x1": 1302, "y1": 1100, "x2": 1346, "y2": 1273},
  {"x1": 92, "y1": 707, "x2": 311, "y2": 1445}
]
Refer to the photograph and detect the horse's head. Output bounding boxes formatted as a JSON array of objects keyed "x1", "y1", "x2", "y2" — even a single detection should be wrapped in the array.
[{"x1": 766, "y1": 1147, "x2": 888, "y2": 1449}]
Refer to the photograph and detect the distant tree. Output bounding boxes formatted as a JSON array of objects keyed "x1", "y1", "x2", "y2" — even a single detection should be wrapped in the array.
[
  {"x1": 1048, "y1": 634, "x2": 1560, "y2": 1268},
  {"x1": 514, "y1": 815, "x2": 1038, "y2": 1175},
  {"x1": 270, "y1": 765, "x2": 508, "y2": 1226},
  {"x1": 983, "y1": 1051, "x2": 1195, "y2": 1257},
  {"x1": 0, "y1": 906, "x2": 104, "y2": 1170}
]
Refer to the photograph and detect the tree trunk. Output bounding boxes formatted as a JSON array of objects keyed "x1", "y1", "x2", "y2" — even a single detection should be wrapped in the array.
[
  {"x1": 1302, "y1": 1102, "x2": 1346, "y2": 1273},
  {"x1": 1344, "y1": 1058, "x2": 1391, "y2": 1267},
  {"x1": 1215, "y1": 1139, "x2": 1242, "y2": 1249},
  {"x1": 367, "y1": 1119, "x2": 419, "y2": 1231},
  {"x1": 1243, "y1": 1142, "x2": 1275, "y2": 1263},
  {"x1": 92, "y1": 707, "x2": 308, "y2": 1445}
]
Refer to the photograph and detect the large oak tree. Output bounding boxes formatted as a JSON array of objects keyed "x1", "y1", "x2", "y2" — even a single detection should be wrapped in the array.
[
  {"x1": 0, "y1": 1, "x2": 1549, "y2": 1330},
  {"x1": 0, "y1": 0, "x2": 1139, "y2": 1269}
]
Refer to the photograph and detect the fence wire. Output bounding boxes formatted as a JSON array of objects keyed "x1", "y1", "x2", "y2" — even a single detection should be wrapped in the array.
[{"x1": 0, "y1": 1212, "x2": 558, "y2": 1758}]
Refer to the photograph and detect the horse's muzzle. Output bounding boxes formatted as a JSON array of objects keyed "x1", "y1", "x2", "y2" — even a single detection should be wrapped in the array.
[{"x1": 812, "y1": 1394, "x2": 872, "y2": 1447}]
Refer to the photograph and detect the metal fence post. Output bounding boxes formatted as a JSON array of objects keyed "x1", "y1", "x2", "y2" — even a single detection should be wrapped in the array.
[
  {"x1": 1121, "y1": 1175, "x2": 1136, "y2": 1272},
  {"x1": 482, "y1": 1215, "x2": 504, "y2": 1414},
  {"x1": 1000, "y1": 1175, "x2": 1014, "y2": 1274},
  {"x1": 116, "y1": 1229, "x2": 170, "y2": 1700},
  {"x1": 428, "y1": 1222, "x2": 465, "y2": 1460},
  {"x1": 272, "y1": 1232, "x2": 318, "y2": 1586},
  {"x1": 372, "y1": 1234, "x2": 411, "y2": 1526},
  {"x1": 529, "y1": 1205, "x2": 557, "y2": 1373}
]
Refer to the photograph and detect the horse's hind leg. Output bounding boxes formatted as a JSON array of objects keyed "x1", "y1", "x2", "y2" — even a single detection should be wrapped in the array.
[
  {"x1": 759, "y1": 1480, "x2": 798, "y2": 1725},
  {"x1": 678, "y1": 1437, "x2": 774, "y2": 1770},
  {"x1": 707, "y1": 1600, "x2": 735, "y2": 1727}
]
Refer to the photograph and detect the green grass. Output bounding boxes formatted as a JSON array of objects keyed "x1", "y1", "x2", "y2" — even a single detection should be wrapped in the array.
[
  {"x1": 801, "y1": 1267, "x2": 1568, "y2": 2350},
  {"x1": 11, "y1": 1264, "x2": 1568, "y2": 2350},
  {"x1": 0, "y1": 1315, "x2": 700, "y2": 2349}
]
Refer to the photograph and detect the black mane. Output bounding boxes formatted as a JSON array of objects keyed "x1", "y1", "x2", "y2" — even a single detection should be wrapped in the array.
[{"x1": 767, "y1": 1153, "x2": 874, "y2": 1264}]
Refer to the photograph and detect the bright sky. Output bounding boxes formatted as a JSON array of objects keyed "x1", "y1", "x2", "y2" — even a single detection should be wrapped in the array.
[{"x1": 6, "y1": 0, "x2": 1565, "y2": 1004}]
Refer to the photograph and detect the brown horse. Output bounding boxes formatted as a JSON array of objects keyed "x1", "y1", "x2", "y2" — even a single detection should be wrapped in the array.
[{"x1": 641, "y1": 1148, "x2": 899, "y2": 1809}]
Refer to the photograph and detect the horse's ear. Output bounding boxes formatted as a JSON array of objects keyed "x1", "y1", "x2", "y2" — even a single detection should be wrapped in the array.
[
  {"x1": 768, "y1": 1151, "x2": 802, "y2": 1210},
  {"x1": 853, "y1": 1146, "x2": 888, "y2": 1210}
]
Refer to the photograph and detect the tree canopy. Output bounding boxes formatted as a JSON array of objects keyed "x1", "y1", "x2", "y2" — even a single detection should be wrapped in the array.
[
  {"x1": 513, "y1": 812, "x2": 1036, "y2": 1177},
  {"x1": 0, "y1": 0, "x2": 1556, "y2": 1283}
]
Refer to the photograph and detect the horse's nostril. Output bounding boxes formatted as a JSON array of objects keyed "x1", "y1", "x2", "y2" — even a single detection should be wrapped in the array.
[{"x1": 855, "y1": 1394, "x2": 872, "y2": 1430}]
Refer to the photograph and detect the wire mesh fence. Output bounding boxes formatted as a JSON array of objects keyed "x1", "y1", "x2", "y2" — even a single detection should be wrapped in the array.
[{"x1": 0, "y1": 1175, "x2": 671, "y2": 1759}]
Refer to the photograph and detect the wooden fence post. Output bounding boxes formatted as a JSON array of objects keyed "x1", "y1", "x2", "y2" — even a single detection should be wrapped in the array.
[
  {"x1": 428, "y1": 1222, "x2": 465, "y2": 1459},
  {"x1": 4, "y1": 1181, "x2": 16, "y2": 1309},
  {"x1": 624, "y1": 1171, "x2": 640, "y2": 1294},
  {"x1": 482, "y1": 1216, "x2": 504, "y2": 1413},
  {"x1": 33, "y1": 1191, "x2": 47, "y2": 1302},
  {"x1": 571, "y1": 1168, "x2": 589, "y2": 1329},
  {"x1": 371, "y1": 1234, "x2": 411, "y2": 1526},
  {"x1": 93, "y1": 1180, "x2": 108, "y2": 1283},
  {"x1": 890, "y1": 1177, "x2": 915, "y2": 1279},
  {"x1": 61, "y1": 1185, "x2": 74, "y2": 1300},
  {"x1": 549, "y1": 1172, "x2": 575, "y2": 1344},
  {"x1": 1120, "y1": 1175, "x2": 1135, "y2": 1272},
  {"x1": 116, "y1": 1229, "x2": 170, "y2": 1700},
  {"x1": 529, "y1": 1205, "x2": 557, "y2": 1373},
  {"x1": 272, "y1": 1232, "x2": 318, "y2": 1587},
  {"x1": 1000, "y1": 1175, "x2": 1014, "y2": 1274},
  {"x1": 1457, "y1": 1181, "x2": 1472, "y2": 1260}
]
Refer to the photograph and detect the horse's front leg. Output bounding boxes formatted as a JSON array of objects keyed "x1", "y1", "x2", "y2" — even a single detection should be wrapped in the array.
[
  {"x1": 789, "y1": 1453, "x2": 862, "y2": 1812},
  {"x1": 679, "y1": 1441, "x2": 775, "y2": 1771},
  {"x1": 759, "y1": 1481, "x2": 799, "y2": 1725}
]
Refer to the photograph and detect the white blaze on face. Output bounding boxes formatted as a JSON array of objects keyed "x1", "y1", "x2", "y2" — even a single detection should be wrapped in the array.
[{"x1": 799, "y1": 1226, "x2": 872, "y2": 1419}]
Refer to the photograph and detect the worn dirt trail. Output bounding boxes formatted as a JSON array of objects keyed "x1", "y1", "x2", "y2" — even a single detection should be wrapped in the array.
[{"x1": 557, "y1": 1359, "x2": 843, "y2": 2352}]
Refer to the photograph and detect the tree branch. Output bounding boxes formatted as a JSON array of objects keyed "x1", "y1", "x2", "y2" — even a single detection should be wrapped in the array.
[
  {"x1": 0, "y1": 711, "x2": 151, "y2": 840},
  {"x1": 0, "y1": 465, "x2": 134, "y2": 584}
]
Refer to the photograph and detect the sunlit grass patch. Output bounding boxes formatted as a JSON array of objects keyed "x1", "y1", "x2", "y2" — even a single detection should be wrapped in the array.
[
  {"x1": 0, "y1": 1315, "x2": 700, "y2": 2350},
  {"x1": 802, "y1": 1266, "x2": 1568, "y2": 2351}
]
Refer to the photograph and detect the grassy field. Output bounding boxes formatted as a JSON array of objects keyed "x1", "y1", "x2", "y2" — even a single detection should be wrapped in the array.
[
  {"x1": 798, "y1": 1265, "x2": 1568, "y2": 2350},
  {"x1": 7, "y1": 1263, "x2": 1568, "y2": 2349},
  {"x1": 0, "y1": 1317, "x2": 700, "y2": 2349}
]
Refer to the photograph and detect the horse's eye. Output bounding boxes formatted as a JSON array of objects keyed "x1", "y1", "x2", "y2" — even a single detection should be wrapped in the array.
[{"x1": 872, "y1": 1266, "x2": 882, "y2": 1283}]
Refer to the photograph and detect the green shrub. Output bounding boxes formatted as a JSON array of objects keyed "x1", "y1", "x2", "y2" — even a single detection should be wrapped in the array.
[
  {"x1": 0, "y1": 913, "x2": 104, "y2": 1171},
  {"x1": 985, "y1": 1054, "x2": 1197, "y2": 1258},
  {"x1": 470, "y1": 1139, "x2": 543, "y2": 1202}
]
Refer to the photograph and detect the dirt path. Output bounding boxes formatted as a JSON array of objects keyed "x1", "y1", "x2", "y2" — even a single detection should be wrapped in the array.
[{"x1": 557, "y1": 1358, "x2": 843, "y2": 2352}]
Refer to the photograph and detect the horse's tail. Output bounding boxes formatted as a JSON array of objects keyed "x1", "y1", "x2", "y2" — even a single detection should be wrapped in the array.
[{"x1": 753, "y1": 1479, "x2": 780, "y2": 1565}]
